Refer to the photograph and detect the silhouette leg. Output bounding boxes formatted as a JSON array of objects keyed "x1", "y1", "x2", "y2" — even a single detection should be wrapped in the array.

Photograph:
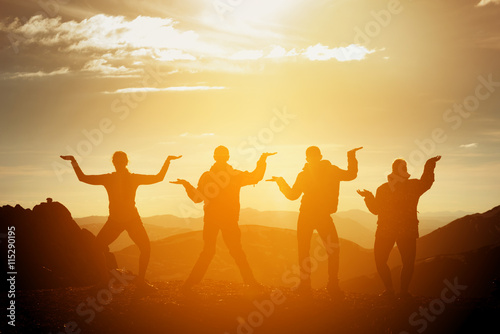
[
  {"x1": 374, "y1": 234, "x2": 396, "y2": 292},
  {"x1": 316, "y1": 215, "x2": 340, "y2": 289},
  {"x1": 221, "y1": 223, "x2": 256, "y2": 285},
  {"x1": 297, "y1": 212, "x2": 315, "y2": 288},
  {"x1": 127, "y1": 223, "x2": 151, "y2": 282},
  {"x1": 184, "y1": 221, "x2": 218, "y2": 287},
  {"x1": 95, "y1": 221, "x2": 123, "y2": 282},
  {"x1": 397, "y1": 236, "x2": 417, "y2": 295}
]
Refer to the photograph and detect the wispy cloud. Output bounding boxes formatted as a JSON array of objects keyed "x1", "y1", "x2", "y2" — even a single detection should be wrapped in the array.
[
  {"x1": 0, "y1": 67, "x2": 70, "y2": 80},
  {"x1": 104, "y1": 86, "x2": 226, "y2": 94},
  {"x1": 0, "y1": 15, "x2": 205, "y2": 53},
  {"x1": 0, "y1": 14, "x2": 380, "y2": 79},
  {"x1": 82, "y1": 59, "x2": 138, "y2": 76},
  {"x1": 476, "y1": 0, "x2": 500, "y2": 6},
  {"x1": 228, "y1": 44, "x2": 376, "y2": 62},
  {"x1": 304, "y1": 44, "x2": 376, "y2": 61},
  {"x1": 459, "y1": 143, "x2": 479, "y2": 149}
]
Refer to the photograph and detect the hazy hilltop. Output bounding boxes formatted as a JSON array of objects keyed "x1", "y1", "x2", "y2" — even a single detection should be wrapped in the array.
[
  {"x1": 2, "y1": 200, "x2": 499, "y2": 334},
  {"x1": 416, "y1": 205, "x2": 500, "y2": 259},
  {"x1": 114, "y1": 204, "x2": 500, "y2": 293},
  {"x1": 79, "y1": 223, "x2": 191, "y2": 252},
  {"x1": 75, "y1": 208, "x2": 472, "y2": 252},
  {"x1": 114, "y1": 225, "x2": 378, "y2": 288},
  {"x1": 3, "y1": 199, "x2": 493, "y2": 293}
]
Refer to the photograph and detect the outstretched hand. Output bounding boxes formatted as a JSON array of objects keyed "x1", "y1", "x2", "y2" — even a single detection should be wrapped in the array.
[
  {"x1": 428, "y1": 155, "x2": 441, "y2": 163},
  {"x1": 260, "y1": 152, "x2": 277, "y2": 161},
  {"x1": 167, "y1": 155, "x2": 182, "y2": 162},
  {"x1": 356, "y1": 189, "x2": 373, "y2": 198},
  {"x1": 170, "y1": 178, "x2": 188, "y2": 186},
  {"x1": 60, "y1": 155, "x2": 76, "y2": 163},
  {"x1": 266, "y1": 176, "x2": 284, "y2": 182},
  {"x1": 348, "y1": 147, "x2": 363, "y2": 155}
]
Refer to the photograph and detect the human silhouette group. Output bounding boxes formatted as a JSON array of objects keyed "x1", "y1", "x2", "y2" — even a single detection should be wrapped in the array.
[{"x1": 61, "y1": 146, "x2": 440, "y2": 301}]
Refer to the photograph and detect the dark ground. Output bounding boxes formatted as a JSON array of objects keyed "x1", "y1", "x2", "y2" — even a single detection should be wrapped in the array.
[{"x1": 5, "y1": 280, "x2": 500, "y2": 334}]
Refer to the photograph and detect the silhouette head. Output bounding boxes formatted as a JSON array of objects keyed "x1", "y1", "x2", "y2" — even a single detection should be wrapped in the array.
[
  {"x1": 306, "y1": 146, "x2": 322, "y2": 163},
  {"x1": 214, "y1": 146, "x2": 230, "y2": 163},
  {"x1": 392, "y1": 158, "x2": 410, "y2": 178},
  {"x1": 112, "y1": 151, "x2": 129, "y2": 171}
]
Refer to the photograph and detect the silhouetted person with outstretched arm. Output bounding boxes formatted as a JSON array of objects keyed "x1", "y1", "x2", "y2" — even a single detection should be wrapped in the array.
[
  {"x1": 61, "y1": 152, "x2": 181, "y2": 291},
  {"x1": 171, "y1": 146, "x2": 276, "y2": 293},
  {"x1": 268, "y1": 146, "x2": 362, "y2": 299},
  {"x1": 357, "y1": 155, "x2": 441, "y2": 300}
]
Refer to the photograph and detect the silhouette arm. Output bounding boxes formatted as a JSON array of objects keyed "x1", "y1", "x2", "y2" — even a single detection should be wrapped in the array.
[
  {"x1": 241, "y1": 153, "x2": 276, "y2": 186},
  {"x1": 135, "y1": 155, "x2": 182, "y2": 185},
  {"x1": 418, "y1": 156, "x2": 440, "y2": 194},
  {"x1": 61, "y1": 155, "x2": 108, "y2": 185},
  {"x1": 275, "y1": 175, "x2": 303, "y2": 201},
  {"x1": 365, "y1": 190, "x2": 379, "y2": 215},
  {"x1": 185, "y1": 181, "x2": 205, "y2": 203},
  {"x1": 63, "y1": 159, "x2": 107, "y2": 185},
  {"x1": 337, "y1": 148, "x2": 362, "y2": 181},
  {"x1": 171, "y1": 174, "x2": 206, "y2": 203}
]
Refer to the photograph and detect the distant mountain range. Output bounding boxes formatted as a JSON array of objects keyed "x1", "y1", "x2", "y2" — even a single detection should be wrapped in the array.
[
  {"x1": 114, "y1": 206, "x2": 500, "y2": 294},
  {"x1": 79, "y1": 223, "x2": 191, "y2": 252},
  {"x1": 75, "y1": 208, "x2": 468, "y2": 251},
  {"x1": 2, "y1": 199, "x2": 495, "y2": 297},
  {"x1": 114, "y1": 225, "x2": 379, "y2": 287}
]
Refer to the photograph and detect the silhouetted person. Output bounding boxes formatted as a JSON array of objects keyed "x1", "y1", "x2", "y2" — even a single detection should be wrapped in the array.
[
  {"x1": 357, "y1": 155, "x2": 441, "y2": 300},
  {"x1": 61, "y1": 152, "x2": 181, "y2": 291},
  {"x1": 171, "y1": 146, "x2": 275, "y2": 292},
  {"x1": 268, "y1": 146, "x2": 362, "y2": 299}
]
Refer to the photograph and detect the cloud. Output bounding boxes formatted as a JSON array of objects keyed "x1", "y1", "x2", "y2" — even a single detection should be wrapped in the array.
[
  {"x1": 82, "y1": 59, "x2": 138, "y2": 76},
  {"x1": 459, "y1": 143, "x2": 478, "y2": 149},
  {"x1": 266, "y1": 45, "x2": 287, "y2": 58},
  {"x1": 304, "y1": 44, "x2": 375, "y2": 61},
  {"x1": 476, "y1": 0, "x2": 500, "y2": 6},
  {"x1": 105, "y1": 86, "x2": 226, "y2": 94},
  {"x1": 0, "y1": 13, "x2": 379, "y2": 79},
  {"x1": 0, "y1": 67, "x2": 70, "y2": 80},
  {"x1": 228, "y1": 44, "x2": 376, "y2": 62},
  {"x1": 0, "y1": 14, "x2": 203, "y2": 52},
  {"x1": 153, "y1": 49, "x2": 197, "y2": 61}
]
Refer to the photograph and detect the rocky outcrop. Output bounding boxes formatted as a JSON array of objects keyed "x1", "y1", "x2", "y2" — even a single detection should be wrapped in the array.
[{"x1": 0, "y1": 198, "x2": 116, "y2": 290}]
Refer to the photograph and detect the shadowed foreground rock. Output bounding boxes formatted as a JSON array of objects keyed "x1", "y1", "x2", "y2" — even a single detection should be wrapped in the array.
[{"x1": 0, "y1": 199, "x2": 116, "y2": 290}]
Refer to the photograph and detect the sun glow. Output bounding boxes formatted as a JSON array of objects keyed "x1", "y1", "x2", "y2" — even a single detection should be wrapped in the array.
[{"x1": 227, "y1": 0, "x2": 296, "y2": 22}]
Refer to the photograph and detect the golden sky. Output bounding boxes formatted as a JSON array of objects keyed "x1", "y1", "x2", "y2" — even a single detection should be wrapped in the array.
[{"x1": 1, "y1": 0, "x2": 499, "y2": 218}]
